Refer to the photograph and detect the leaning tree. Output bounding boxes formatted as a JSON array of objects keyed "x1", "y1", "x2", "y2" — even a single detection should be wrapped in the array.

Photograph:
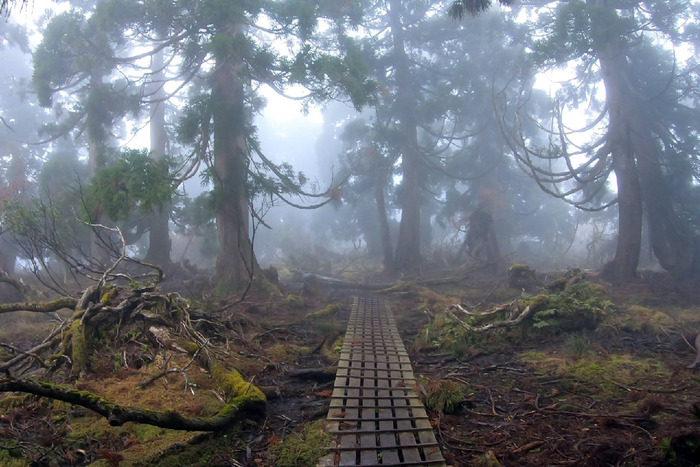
[{"x1": 498, "y1": 0, "x2": 700, "y2": 280}]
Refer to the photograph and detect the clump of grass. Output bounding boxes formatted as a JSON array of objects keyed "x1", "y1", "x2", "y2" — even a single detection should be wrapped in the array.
[
  {"x1": 271, "y1": 420, "x2": 331, "y2": 467},
  {"x1": 266, "y1": 343, "x2": 308, "y2": 362},
  {"x1": 281, "y1": 295, "x2": 304, "y2": 311},
  {"x1": 619, "y1": 305, "x2": 672, "y2": 335},
  {"x1": 564, "y1": 332, "x2": 591, "y2": 358},
  {"x1": 304, "y1": 304, "x2": 341, "y2": 320},
  {"x1": 566, "y1": 355, "x2": 668, "y2": 396}
]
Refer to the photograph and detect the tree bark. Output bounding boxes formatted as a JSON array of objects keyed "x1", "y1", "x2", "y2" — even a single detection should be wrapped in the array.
[
  {"x1": 375, "y1": 161, "x2": 394, "y2": 272},
  {"x1": 388, "y1": 0, "x2": 422, "y2": 271},
  {"x1": 145, "y1": 36, "x2": 172, "y2": 266},
  {"x1": 594, "y1": 4, "x2": 642, "y2": 281},
  {"x1": 211, "y1": 21, "x2": 259, "y2": 291}
]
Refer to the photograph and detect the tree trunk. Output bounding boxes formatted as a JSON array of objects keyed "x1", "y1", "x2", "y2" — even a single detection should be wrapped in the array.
[
  {"x1": 375, "y1": 165, "x2": 394, "y2": 272},
  {"x1": 211, "y1": 22, "x2": 258, "y2": 292},
  {"x1": 145, "y1": 39, "x2": 171, "y2": 265},
  {"x1": 87, "y1": 72, "x2": 111, "y2": 267},
  {"x1": 595, "y1": 6, "x2": 642, "y2": 281},
  {"x1": 388, "y1": 0, "x2": 422, "y2": 271},
  {"x1": 629, "y1": 102, "x2": 697, "y2": 276}
]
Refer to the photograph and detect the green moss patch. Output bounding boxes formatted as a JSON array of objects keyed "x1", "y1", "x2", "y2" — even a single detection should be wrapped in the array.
[{"x1": 271, "y1": 420, "x2": 331, "y2": 467}]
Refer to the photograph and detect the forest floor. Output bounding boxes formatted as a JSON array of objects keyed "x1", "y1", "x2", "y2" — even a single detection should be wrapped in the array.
[{"x1": 1, "y1": 264, "x2": 700, "y2": 466}]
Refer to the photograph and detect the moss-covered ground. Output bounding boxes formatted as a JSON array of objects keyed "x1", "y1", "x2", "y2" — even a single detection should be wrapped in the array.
[{"x1": 1, "y1": 266, "x2": 700, "y2": 466}]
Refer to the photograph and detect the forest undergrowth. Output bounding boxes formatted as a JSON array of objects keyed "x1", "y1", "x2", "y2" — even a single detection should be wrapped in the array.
[{"x1": 1, "y1": 265, "x2": 699, "y2": 466}]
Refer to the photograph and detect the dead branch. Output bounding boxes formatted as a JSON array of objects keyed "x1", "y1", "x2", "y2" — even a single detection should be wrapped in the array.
[{"x1": 450, "y1": 301, "x2": 513, "y2": 317}]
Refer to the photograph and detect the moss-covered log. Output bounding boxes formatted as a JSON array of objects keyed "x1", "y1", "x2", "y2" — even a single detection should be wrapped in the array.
[
  {"x1": 0, "y1": 370, "x2": 265, "y2": 431},
  {"x1": 0, "y1": 297, "x2": 78, "y2": 314}
]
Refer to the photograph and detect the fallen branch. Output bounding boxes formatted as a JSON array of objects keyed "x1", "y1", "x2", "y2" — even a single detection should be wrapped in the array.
[
  {"x1": 0, "y1": 343, "x2": 49, "y2": 369},
  {"x1": 0, "y1": 297, "x2": 78, "y2": 315}
]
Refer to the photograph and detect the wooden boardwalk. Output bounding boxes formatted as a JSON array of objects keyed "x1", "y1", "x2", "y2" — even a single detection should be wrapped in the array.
[{"x1": 320, "y1": 297, "x2": 446, "y2": 466}]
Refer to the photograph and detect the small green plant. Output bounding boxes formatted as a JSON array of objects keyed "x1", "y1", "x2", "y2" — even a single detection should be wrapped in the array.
[
  {"x1": 659, "y1": 437, "x2": 678, "y2": 464},
  {"x1": 422, "y1": 380, "x2": 470, "y2": 414}
]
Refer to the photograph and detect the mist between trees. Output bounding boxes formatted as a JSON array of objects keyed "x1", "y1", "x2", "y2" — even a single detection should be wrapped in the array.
[{"x1": 0, "y1": 0, "x2": 699, "y2": 297}]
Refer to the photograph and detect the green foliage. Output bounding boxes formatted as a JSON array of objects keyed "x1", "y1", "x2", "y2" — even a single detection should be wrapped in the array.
[
  {"x1": 32, "y1": 11, "x2": 86, "y2": 107},
  {"x1": 304, "y1": 303, "x2": 341, "y2": 320},
  {"x1": 86, "y1": 149, "x2": 175, "y2": 221},
  {"x1": 418, "y1": 312, "x2": 476, "y2": 358},
  {"x1": 0, "y1": 446, "x2": 25, "y2": 467},
  {"x1": 532, "y1": 0, "x2": 592, "y2": 66},
  {"x1": 287, "y1": 42, "x2": 377, "y2": 111},
  {"x1": 449, "y1": 0, "x2": 515, "y2": 20},
  {"x1": 659, "y1": 437, "x2": 678, "y2": 464},
  {"x1": 271, "y1": 420, "x2": 331, "y2": 467}
]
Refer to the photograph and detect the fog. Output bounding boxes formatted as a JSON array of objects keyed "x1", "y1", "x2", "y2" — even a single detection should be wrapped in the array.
[{"x1": 1, "y1": 0, "x2": 699, "y2": 296}]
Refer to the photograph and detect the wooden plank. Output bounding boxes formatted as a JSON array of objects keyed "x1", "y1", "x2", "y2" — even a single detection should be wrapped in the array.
[
  {"x1": 395, "y1": 407, "x2": 423, "y2": 464},
  {"x1": 323, "y1": 297, "x2": 445, "y2": 466},
  {"x1": 339, "y1": 434, "x2": 358, "y2": 465}
]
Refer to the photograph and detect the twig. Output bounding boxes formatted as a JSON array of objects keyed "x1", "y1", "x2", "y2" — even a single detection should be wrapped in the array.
[{"x1": 605, "y1": 377, "x2": 687, "y2": 394}]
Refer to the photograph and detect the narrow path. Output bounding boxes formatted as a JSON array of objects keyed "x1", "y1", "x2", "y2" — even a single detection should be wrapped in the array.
[{"x1": 320, "y1": 297, "x2": 446, "y2": 466}]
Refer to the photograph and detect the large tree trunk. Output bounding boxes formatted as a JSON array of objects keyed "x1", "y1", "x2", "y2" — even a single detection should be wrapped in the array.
[
  {"x1": 211, "y1": 22, "x2": 258, "y2": 291},
  {"x1": 145, "y1": 40, "x2": 171, "y2": 266},
  {"x1": 87, "y1": 72, "x2": 111, "y2": 267},
  {"x1": 595, "y1": 5, "x2": 642, "y2": 281},
  {"x1": 388, "y1": 0, "x2": 422, "y2": 271}
]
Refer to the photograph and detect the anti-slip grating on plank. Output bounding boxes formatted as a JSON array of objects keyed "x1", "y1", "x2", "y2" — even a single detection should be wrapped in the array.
[{"x1": 319, "y1": 297, "x2": 446, "y2": 467}]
